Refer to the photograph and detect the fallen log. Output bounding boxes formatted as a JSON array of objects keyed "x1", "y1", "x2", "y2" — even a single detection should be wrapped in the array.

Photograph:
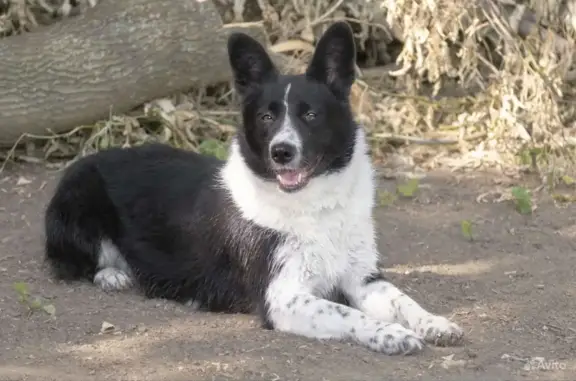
[{"x1": 0, "y1": 0, "x2": 269, "y2": 145}]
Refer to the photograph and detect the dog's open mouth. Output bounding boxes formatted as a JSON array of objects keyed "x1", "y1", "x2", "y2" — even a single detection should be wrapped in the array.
[{"x1": 275, "y1": 169, "x2": 311, "y2": 192}]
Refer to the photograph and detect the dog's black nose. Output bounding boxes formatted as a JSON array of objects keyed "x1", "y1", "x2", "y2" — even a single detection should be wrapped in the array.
[{"x1": 270, "y1": 143, "x2": 297, "y2": 165}]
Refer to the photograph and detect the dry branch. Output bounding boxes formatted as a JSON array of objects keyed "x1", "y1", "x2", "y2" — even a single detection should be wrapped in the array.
[{"x1": 0, "y1": 0, "x2": 271, "y2": 145}]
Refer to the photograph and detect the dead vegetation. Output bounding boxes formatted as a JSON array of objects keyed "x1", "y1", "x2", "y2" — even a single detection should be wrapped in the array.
[{"x1": 2, "y1": 0, "x2": 576, "y2": 187}]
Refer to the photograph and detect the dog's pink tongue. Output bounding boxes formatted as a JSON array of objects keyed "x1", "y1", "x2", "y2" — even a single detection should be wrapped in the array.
[{"x1": 277, "y1": 171, "x2": 301, "y2": 186}]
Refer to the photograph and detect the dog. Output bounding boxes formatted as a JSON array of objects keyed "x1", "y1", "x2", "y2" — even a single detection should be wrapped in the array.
[{"x1": 43, "y1": 21, "x2": 464, "y2": 355}]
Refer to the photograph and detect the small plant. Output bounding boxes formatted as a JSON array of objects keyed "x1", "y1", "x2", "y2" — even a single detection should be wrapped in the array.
[
  {"x1": 511, "y1": 186, "x2": 533, "y2": 215},
  {"x1": 396, "y1": 178, "x2": 420, "y2": 198},
  {"x1": 460, "y1": 219, "x2": 474, "y2": 241},
  {"x1": 198, "y1": 139, "x2": 228, "y2": 160},
  {"x1": 516, "y1": 147, "x2": 545, "y2": 170},
  {"x1": 551, "y1": 193, "x2": 576, "y2": 203},
  {"x1": 561, "y1": 175, "x2": 575, "y2": 186},
  {"x1": 377, "y1": 190, "x2": 397, "y2": 206},
  {"x1": 13, "y1": 282, "x2": 56, "y2": 317}
]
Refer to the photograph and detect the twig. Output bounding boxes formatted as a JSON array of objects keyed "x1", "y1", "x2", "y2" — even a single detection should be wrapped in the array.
[
  {"x1": 309, "y1": 0, "x2": 344, "y2": 27},
  {"x1": 0, "y1": 125, "x2": 94, "y2": 173},
  {"x1": 371, "y1": 132, "x2": 487, "y2": 145}
]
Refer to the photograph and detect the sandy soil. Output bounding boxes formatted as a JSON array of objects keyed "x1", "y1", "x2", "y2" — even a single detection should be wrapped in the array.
[{"x1": 0, "y1": 163, "x2": 574, "y2": 381}]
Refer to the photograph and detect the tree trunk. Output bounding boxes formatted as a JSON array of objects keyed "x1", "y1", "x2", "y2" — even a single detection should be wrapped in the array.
[{"x1": 0, "y1": 0, "x2": 264, "y2": 145}]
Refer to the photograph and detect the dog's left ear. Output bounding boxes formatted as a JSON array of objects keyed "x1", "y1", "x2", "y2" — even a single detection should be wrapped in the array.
[
  {"x1": 227, "y1": 32, "x2": 279, "y2": 98},
  {"x1": 305, "y1": 22, "x2": 356, "y2": 100}
]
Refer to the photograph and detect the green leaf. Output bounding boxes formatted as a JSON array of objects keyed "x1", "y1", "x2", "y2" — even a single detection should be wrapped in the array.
[
  {"x1": 396, "y1": 178, "x2": 420, "y2": 198},
  {"x1": 461, "y1": 220, "x2": 473, "y2": 241},
  {"x1": 42, "y1": 304, "x2": 56, "y2": 316},
  {"x1": 561, "y1": 175, "x2": 575, "y2": 186},
  {"x1": 13, "y1": 282, "x2": 29, "y2": 299},
  {"x1": 511, "y1": 186, "x2": 532, "y2": 215},
  {"x1": 517, "y1": 149, "x2": 532, "y2": 166},
  {"x1": 29, "y1": 298, "x2": 43, "y2": 310},
  {"x1": 377, "y1": 190, "x2": 397, "y2": 206},
  {"x1": 198, "y1": 139, "x2": 228, "y2": 160}
]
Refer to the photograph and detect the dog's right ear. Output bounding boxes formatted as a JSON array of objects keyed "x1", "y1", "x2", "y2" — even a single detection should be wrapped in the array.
[{"x1": 227, "y1": 33, "x2": 278, "y2": 98}]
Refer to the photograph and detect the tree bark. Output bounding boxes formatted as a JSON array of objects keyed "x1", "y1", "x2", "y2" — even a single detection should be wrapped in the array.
[{"x1": 0, "y1": 0, "x2": 266, "y2": 145}]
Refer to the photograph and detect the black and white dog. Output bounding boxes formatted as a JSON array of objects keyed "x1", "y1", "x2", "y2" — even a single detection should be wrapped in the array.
[{"x1": 44, "y1": 22, "x2": 463, "y2": 355}]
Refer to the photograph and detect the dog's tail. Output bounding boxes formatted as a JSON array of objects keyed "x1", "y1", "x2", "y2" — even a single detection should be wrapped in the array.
[{"x1": 44, "y1": 157, "x2": 121, "y2": 282}]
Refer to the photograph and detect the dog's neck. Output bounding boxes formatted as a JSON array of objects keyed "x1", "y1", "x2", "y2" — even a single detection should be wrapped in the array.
[{"x1": 219, "y1": 127, "x2": 375, "y2": 232}]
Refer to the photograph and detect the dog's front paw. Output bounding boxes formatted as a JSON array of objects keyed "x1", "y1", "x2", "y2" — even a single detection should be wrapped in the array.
[
  {"x1": 417, "y1": 315, "x2": 463, "y2": 346},
  {"x1": 94, "y1": 268, "x2": 133, "y2": 291},
  {"x1": 366, "y1": 323, "x2": 425, "y2": 355}
]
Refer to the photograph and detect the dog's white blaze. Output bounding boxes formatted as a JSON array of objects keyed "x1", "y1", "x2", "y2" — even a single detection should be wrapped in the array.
[
  {"x1": 269, "y1": 83, "x2": 302, "y2": 160},
  {"x1": 283, "y1": 82, "x2": 291, "y2": 104},
  {"x1": 221, "y1": 127, "x2": 463, "y2": 353}
]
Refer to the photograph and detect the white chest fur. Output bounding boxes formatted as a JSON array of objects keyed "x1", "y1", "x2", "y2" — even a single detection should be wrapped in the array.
[
  {"x1": 272, "y1": 214, "x2": 377, "y2": 297},
  {"x1": 220, "y1": 128, "x2": 378, "y2": 296}
]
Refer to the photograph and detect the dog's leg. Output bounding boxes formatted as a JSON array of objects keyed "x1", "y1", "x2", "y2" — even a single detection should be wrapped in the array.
[
  {"x1": 265, "y1": 279, "x2": 425, "y2": 355},
  {"x1": 93, "y1": 239, "x2": 133, "y2": 291},
  {"x1": 341, "y1": 264, "x2": 464, "y2": 347}
]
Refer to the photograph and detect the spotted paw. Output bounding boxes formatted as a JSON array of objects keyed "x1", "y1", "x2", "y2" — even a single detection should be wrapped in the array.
[
  {"x1": 94, "y1": 268, "x2": 133, "y2": 291},
  {"x1": 417, "y1": 315, "x2": 464, "y2": 346},
  {"x1": 368, "y1": 323, "x2": 426, "y2": 355}
]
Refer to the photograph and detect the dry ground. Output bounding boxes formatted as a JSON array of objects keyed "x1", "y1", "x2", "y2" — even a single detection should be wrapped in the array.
[{"x1": 0, "y1": 163, "x2": 575, "y2": 381}]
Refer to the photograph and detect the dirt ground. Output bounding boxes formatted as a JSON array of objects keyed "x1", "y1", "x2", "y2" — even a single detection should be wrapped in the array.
[{"x1": 0, "y1": 162, "x2": 575, "y2": 381}]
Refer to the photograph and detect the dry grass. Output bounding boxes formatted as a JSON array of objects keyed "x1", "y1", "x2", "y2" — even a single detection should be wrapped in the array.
[{"x1": 2, "y1": 0, "x2": 576, "y2": 187}]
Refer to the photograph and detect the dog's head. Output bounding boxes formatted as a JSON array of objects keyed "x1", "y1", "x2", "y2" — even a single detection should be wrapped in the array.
[{"x1": 227, "y1": 22, "x2": 358, "y2": 193}]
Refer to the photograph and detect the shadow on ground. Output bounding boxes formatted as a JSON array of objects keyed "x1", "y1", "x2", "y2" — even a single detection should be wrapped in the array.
[{"x1": 0, "y1": 163, "x2": 574, "y2": 381}]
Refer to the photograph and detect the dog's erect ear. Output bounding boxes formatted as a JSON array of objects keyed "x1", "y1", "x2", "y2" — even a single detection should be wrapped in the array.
[
  {"x1": 305, "y1": 22, "x2": 356, "y2": 100},
  {"x1": 227, "y1": 32, "x2": 278, "y2": 98}
]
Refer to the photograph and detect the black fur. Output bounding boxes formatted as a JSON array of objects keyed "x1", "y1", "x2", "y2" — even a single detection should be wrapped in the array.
[
  {"x1": 45, "y1": 144, "x2": 285, "y2": 315},
  {"x1": 43, "y1": 21, "x2": 359, "y2": 326}
]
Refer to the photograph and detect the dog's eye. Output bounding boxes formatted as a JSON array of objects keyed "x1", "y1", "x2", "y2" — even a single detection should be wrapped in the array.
[
  {"x1": 304, "y1": 111, "x2": 316, "y2": 121},
  {"x1": 261, "y1": 114, "x2": 274, "y2": 122}
]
